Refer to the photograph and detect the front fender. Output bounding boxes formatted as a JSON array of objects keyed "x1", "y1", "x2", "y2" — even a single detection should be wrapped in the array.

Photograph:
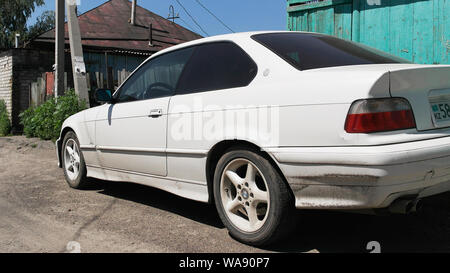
[{"x1": 56, "y1": 107, "x2": 97, "y2": 167}]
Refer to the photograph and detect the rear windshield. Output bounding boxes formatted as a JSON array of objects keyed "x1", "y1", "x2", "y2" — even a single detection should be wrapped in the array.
[{"x1": 252, "y1": 32, "x2": 410, "y2": 71}]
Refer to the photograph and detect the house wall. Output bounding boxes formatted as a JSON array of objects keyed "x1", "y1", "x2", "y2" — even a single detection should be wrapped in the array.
[
  {"x1": 11, "y1": 49, "x2": 54, "y2": 130},
  {"x1": 0, "y1": 49, "x2": 54, "y2": 131},
  {"x1": 0, "y1": 52, "x2": 13, "y2": 120},
  {"x1": 0, "y1": 48, "x2": 148, "y2": 131},
  {"x1": 287, "y1": 0, "x2": 449, "y2": 64}
]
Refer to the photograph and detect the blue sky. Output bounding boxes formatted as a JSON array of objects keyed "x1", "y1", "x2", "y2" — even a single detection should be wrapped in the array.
[{"x1": 29, "y1": 0, "x2": 288, "y2": 37}]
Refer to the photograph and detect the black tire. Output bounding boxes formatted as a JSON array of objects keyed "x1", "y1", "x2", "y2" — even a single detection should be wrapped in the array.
[
  {"x1": 213, "y1": 148, "x2": 296, "y2": 246},
  {"x1": 62, "y1": 131, "x2": 88, "y2": 189}
]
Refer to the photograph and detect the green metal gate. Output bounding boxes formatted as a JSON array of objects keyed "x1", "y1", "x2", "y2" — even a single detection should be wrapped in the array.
[{"x1": 287, "y1": 0, "x2": 449, "y2": 64}]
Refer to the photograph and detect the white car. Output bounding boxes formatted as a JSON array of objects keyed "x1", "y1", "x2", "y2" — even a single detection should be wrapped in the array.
[{"x1": 57, "y1": 31, "x2": 450, "y2": 246}]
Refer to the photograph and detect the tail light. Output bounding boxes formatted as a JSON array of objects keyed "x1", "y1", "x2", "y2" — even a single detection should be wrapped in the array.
[{"x1": 345, "y1": 98, "x2": 416, "y2": 133}]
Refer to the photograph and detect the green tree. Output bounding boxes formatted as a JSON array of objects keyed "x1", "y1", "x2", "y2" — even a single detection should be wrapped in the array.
[
  {"x1": 0, "y1": 0, "x2": 44, "y2": 49},
  {"x1": 25, "y1": 10, "x2": 55, "y2": 41}
]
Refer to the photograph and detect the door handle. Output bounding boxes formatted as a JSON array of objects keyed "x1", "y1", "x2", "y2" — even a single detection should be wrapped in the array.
[{"x1": 149, "y1": 109, "x2": 163, "y2": 117}]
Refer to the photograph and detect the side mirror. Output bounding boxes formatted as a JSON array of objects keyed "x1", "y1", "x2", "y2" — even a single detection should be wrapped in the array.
[{"x1": 94, "y1": 89, "x2": 113, "y2": 104}]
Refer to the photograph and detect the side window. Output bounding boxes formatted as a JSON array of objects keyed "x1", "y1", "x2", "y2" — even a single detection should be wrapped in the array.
[
  {"x1": 176, "y1": 42, "x2": 257, "y2": 95},
  {"x1": 116, "y1": 47, "x2": 194, "y2": 102}
]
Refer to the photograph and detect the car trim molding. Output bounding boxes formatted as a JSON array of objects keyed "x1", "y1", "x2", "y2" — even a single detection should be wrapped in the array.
[
  {"x1": 80, "y1": 144, "x2": 96, "y2": 150},
  {"x1": 86, "y1": 164, "x2": 206, "y2": 186},
  {"x1": 84, "y1": 145, "x2": 208, "y2": 156}
]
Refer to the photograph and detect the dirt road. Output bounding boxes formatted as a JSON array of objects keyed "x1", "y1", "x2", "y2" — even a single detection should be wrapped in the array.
[{"x1": 1, "y1": 136, "x2": 450, "y2": 253}]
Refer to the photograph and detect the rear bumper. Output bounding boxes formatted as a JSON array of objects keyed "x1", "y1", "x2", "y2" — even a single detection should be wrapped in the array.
[{"x1": 266, "y1": 136, "x2": 450, "y2": 209}]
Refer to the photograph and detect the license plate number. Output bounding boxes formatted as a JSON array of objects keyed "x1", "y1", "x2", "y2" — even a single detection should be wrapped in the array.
[{"x1": 431, "y1": 102, "x2": 450, "y2": 123}]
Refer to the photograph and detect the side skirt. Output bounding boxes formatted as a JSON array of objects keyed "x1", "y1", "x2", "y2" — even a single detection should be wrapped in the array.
[{"x1": 86, "y1": 165, "x2": 209, "y2": 203}]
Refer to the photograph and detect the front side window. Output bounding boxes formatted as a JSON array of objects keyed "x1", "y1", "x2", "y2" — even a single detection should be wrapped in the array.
[
  {"x1": 116, "y1": 47, "x2": 194, "y2": 102},
  {"x1": 176, "y1": 42, "x2": 258, "y2": 95},
  {"x1": 252, "y1": 32, "x2": 411, "y2": 71}
]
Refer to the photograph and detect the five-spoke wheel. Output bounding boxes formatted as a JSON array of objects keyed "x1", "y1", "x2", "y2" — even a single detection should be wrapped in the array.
[
  {"x1": 62, "y1": 131, "x2": 88, "y2": 189},
  {"x1": 220, "y1": 159, "x2": 270, "y2": 232},
  {"x1": 64, "y1": 139, "x2": 81, "y2": 181},
  {"x1": 214, "y1": 148, "x2": 296, "y2": 246}
]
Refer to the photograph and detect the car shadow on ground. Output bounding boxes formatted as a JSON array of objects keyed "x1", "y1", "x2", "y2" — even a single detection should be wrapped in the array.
[
  {"x1": 84, "y1": 179, "x2": 450, "y2": 253},
  {"x1": 86, "y1": 178, "x2": 225, "y2": 229},
  {"x1": 267, "y1": 210, "x2": 450, "y2": 253}
]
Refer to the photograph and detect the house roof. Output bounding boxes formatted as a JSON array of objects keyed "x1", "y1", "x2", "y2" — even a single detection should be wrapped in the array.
[{"x1": 31, "y1": 0, "x2": 202, "y2": 54}]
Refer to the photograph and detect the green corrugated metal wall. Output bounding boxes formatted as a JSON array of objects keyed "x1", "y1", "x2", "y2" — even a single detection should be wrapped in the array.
[{"x1": 287, "y1": 0, "x2": 449, "y2": 64}]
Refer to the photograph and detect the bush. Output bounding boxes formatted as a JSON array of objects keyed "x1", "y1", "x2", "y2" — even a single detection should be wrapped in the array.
[
  {"x1": 0, "y1": 100, "x2": 11, "y2": 136},
  {"x1": 20, "y1": 106, "x2": 37, "y2": 138},
  {"x1": 20, "y1": 90, "x2": 87, "y2": 140}
]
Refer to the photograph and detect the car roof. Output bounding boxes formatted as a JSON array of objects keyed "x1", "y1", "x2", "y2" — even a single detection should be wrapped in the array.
[{"x1": 148, "y1": 31, "x2": 315, "y2": 59}]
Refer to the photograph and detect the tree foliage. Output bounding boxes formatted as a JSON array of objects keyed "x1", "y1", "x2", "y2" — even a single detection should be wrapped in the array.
[
  {"x1": 0, "y1": 0, "x2": 45, "y2": 49},
  {"x1": 0, "y1": 99, "x2": 11, "y2": 136},
  {"x1": 25, "y1": 10, "x2": 55, "y2": 41}
]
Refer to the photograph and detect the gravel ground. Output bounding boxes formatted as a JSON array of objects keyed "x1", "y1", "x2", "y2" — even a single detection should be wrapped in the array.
[{"x1": 1, "y1": 135, "x2": 450, "y2": 253}]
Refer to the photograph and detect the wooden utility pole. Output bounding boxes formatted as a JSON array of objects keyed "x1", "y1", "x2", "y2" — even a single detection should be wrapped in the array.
[
  {"x1": 66, "y1": 0, "x2": 90, "y2": 105},
  {"x1": 55, "y1": 0, "x2": 65, "y2": 98}
]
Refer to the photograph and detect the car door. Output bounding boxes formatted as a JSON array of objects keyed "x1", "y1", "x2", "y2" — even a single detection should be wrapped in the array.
[
  {"x1": 166, "y1": 42, "x2": 259, "y2": 182},
  {"x1": 95, "y1": 47, "x2": 195, "y2": 176}
]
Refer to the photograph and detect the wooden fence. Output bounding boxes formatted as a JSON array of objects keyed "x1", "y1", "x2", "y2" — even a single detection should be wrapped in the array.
[{"x1": 29, "y1": 69, "x2": 132, "y2": 107}]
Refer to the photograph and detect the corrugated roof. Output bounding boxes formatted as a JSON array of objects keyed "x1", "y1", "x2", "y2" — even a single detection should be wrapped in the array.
[{"x1": 31, "y1": 0, "x2": 203, "y2": 53}]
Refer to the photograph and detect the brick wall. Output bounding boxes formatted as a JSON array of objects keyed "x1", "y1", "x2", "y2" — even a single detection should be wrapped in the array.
[
  {"x1": 12, "y1": 50, "x2": 55, "y2": 129},
  {"x1": 0, "y1": 49, "x2": 55, "y2": 131},
  {"x1": 0, "y1": 52, "x2": 13, "y2": 121}
]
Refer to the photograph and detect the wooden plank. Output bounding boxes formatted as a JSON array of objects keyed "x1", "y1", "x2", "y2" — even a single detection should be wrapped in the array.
[
  {"x1": 389, "y1": 0, "x2": 413, "y2": 61},
  {"x1": 351, "y1": 0, "x2": 360, "y2": 42},
  {"x1": 359, "y1": 0, "x2": 390, "y2": 53},
  {"x1": 444, "y1": 0, "x2": 450, "y2": 64},
  {"x1": 86, "y1": 72, "x2": 91, "y2": 91},
  {"x1": 334, "y1": 3, "x2": 352, "y2": 40},
  {"x1": 30, "y1": 82, "x2": 38, "y2": 107},
  {"x1": 45, "y1": 72, "x2": 54, "y2": 96},
  {"x1": 413, "y1": 0, "x2": 434, "y2": 64},
  {"x1": 100, "y1": 73, "x2": 104, "y2": 88},
  {"x1": 40, "y1": 73, "x2": 46, "y2": 102},
  {"x1": 120, "y1": 69, "x2": 127, "y2": 86},
  {"x1": 317, "y1": 6, "x2": 334, "y2": 35},
  {"x1": 308, "y1": 11, "x2": 316, "y2": 32},
  {"x1": 287, "y1": 0, "x2": 312, "y2": 5},
  {"x1": 35, "y1": 77, "x2": 43, "y2": 106},
  {"x1": 297, "y1": 11, "x2": 308, "y2": 31},
  {"x1": 306, "y1": 6, "x2": 333, "y2": 34},
  {"x1": 95, "y1": 72, "x2": 104, "y2": 89},
  {"x1": 433, "y1": 0, "x2": 449, "y2": 64},
  {"x1": 287, "y1": 0, "x2": 351, "y2": 13},
  {"x1": 107, "y1": 66, "x2": 114, "y2": 89},
  {"x1": 95, "y1": 72, "x2": 100, "y2": 89},
  {"x1": 287, "y1": 7, "x2": 292, "y2": 31}
]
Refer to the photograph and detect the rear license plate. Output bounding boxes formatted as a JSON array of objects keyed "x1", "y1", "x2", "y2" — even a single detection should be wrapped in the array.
[
  {"x1": 429, "y1": 89, "x2": 450, "y2": 128},
  {"x1": 431, "y1": 101, "x2": 450, "y2": 125}
]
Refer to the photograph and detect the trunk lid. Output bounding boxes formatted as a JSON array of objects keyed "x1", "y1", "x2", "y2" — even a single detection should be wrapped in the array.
[{"x1": 389, "y1": 65, "x2": 450, "y2": 131}]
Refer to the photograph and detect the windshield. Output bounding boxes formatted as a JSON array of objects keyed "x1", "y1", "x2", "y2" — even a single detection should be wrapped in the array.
[{"x1": 252, "y1": 32, "x2": 411, "y2": 71}]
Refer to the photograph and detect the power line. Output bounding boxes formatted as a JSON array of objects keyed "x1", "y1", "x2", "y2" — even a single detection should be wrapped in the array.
[
  {"x1": 175, "y1": 0, "x2": 209, "y2": 37},
  {"x1": 179, "y1": 16, "x2": 197, "y2": 33},
  {"x1": 194, "y1": 0, "x2": 235, "y2": 33}
]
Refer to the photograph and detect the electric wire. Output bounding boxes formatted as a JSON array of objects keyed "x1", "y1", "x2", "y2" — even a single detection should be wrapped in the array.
[
  {"x1": 194, "y1": 0, "x2": 235, "y2": 33},
  {"x1": 175, "y1": 0, "x2": 209, "y2": 37}
]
